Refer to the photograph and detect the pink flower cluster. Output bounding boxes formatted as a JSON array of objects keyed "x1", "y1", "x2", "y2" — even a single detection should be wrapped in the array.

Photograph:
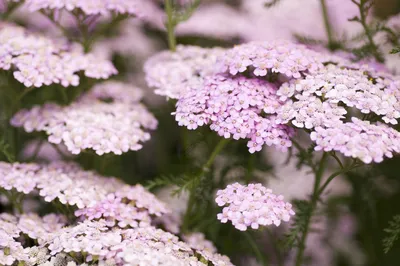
[
  {"x1": 0, "y1": 213, "x2": 65, "y2": 266},
  {"x1": 216, "y1": 183, "x2": 295, "y2": 231},
  {"x1": 42, "y1": 220, "x2": 233, "y2": 266},
  {"x1": 0, "y1": 162, "x2": 168, "y2": 219},
  {"x1": 278, "y1": 65, "x2": 400, "y2": 125},
  {"x1": 147, "y1": 40, "x2": 400, "y2": 163},
  {"x1": 274, "y1": 64, "x2": 400, "y2": 163},
  {"x1": 311, "y1": 118, "x2": 400, "y2": 164},
  {"x1": 23, "y1": 0, "x2": 146, "y2": 17},
  {"x1": 218, "y1": 41, "x2": 324, "y2": 78},
  {"x1": 144, "y1": 45, "x2": 224, "y2": 99},
  {"x1": 0, "y1": 161, "x2": 124, "y2": 208},
  {"x1": 182, "y1": 232, "x2": 233, "y2": 266},
  {"x1": 75, "y1": 185, "x2": 170, "y2": 228},
  {"x1": 11, "y1": 81, "x2": 157, "y2": 155},
  {"x1": 0, "y1": 23, "x2": 117, "y2": 88},
  {"x1": 0, "y1": 161, "x2": 234, "y2": 266},
  {"x1": 174, "y1": 74, "x2": 294, "y2": 152}
]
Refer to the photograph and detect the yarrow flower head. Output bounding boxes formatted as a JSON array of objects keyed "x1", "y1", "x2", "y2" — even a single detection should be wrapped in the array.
[
  {"x1": 215, "y1": 183, "x2": 295, "y2": 231},
  {"x1": 174, "y1": 74, "x2": 294, "y2": 152},
  {"x1": 273, "y1": 61, "x2": 400, "y2": 163},
  {"x1": 158, "y1": 41, "x2": 400, "y2": 162},
  {"x1": 40, "y1": 221, "x2": 234, "y2": 266},
  {"x1": 0, "y1": 23, "x2": 117, "y2": 88},
  {"x1": 0, "y1": 161, "x2": 171, "y2": 231},
  {"x1": 144, "y1": 45, "x2": 225, "y2": 99},
  {"x1": 218, "y1": 41, "x2": 325, "y2": 78},
  {"x1": 0, "y1": 213, "x2": 64, "y2": 266},
  {"x1": 11, "y1": 81, "x2": 157, "y2": 155},
  {"x1": 182, "y1": 232, "x2": 233, "y2": 266},
  {"x1": 278, "y1": 64, "x2": 400, "y2": 125},
  {"x1": 75, "y1": 185, "x2": 170, "y2": 228},
  {"x1": 310, "y1": 118, "x2": 400, "y2": 164},
  {"x1": 23, "y1": 0, "x2": 148, "y2": 17},
  {"x1": 0, "y1": 161, "x2": 124, "y2": 208}
]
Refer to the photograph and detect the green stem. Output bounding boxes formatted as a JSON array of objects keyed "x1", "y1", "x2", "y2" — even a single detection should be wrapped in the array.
[
  {"x1": 295, "y1": 152, "x2": 328, "y2": 266},
  {"x1": 165, "y1": 0, "x2": 177, "y2": 52},
  {"x1": 317, "y1": 160, "x2": 362, "y2": 198},
  {"x1": 330, "y1": 152, "x2": 344, "y2": 169},
  {"x1": 203, "y1": 138, "x2": 229, "y2": 172},
  {"x1": 295, "y1": 155, "x2": 363, "y2": 266},
  {"x1": 354, "y1": 0, "x2": 384, "y2": 62},
  {"x1": 266, "y1": 228, "x2": 284, "y2": 266},
  {"x1": 59, "y1": 87, "x2": 69, "y2": 104},
  {"x1": 244, "y1": 231, "x2": 269, "y2": 266},
  {"x1": 319, "y1": 0, "x2": 336, "y2": 50},
  {"x1": 181, "y1": 138, "x2": 229, "y2": 232}
]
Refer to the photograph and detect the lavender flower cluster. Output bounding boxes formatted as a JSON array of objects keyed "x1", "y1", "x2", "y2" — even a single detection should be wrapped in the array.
[{"x1": 145, "y1": 41, "x2": 400, "y2": 164}]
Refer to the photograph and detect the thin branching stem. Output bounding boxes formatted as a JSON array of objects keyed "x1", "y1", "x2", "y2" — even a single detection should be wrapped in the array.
[
  {"x1": 165, "y1": 0, "x2": 177, "y2": 52},
  {"x1": 317, "y1": 160, "x2": 362, "y2": 197},
  {"x1": 295, "y1": 152, "x2": 328, "y2": 266},
  {"x1": 352, "y1": 0, "x2": 384, "y2": 62},
  {"x1": 319, "y1": 0, "x2": 337, "y2": 50},
  {"x1": 295, "y1": 154, "x2": 363, "y2": 266},
  {"x1": 182, "y1": 138, "x2": 229, "y2": 232},
  {"x1": 330, "y1": 152, "x2": 344, "y2": 169},
  {"x1": 244, "y1": 231, "x2": 269, "y2": 266}
]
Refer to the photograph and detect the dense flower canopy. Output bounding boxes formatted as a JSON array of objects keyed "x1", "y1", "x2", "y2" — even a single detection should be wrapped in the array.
[
  {"x1": 22, "y1": 0, "x2": 148, "y2": 17},
  {"x1": 11, "y1": 81, "x2": 157, "y2": 155},
  {"x1": 0, "y1": 23, "x2": 117, "y2": 88},
  {"x1": 173, "y1": 74, "x2": 294, "y2": 152},
  {"x1": 146, "y1": 41, "x2": 400, "y2": 163},
  {"x1": 1, "y1": 1, "x2": 400, "y2": 266},
  {"x1": 0, "y1": 159, "x2": 234, "y2": 265}
]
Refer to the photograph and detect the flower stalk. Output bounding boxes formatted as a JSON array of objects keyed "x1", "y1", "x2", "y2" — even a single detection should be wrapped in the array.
[{"x1": 165, "y1": 0, "x2": 177, "y2": 52}]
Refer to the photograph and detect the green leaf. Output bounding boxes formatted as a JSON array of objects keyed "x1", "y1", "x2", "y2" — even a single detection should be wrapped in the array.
[
  {"x1": 280, "y1": 200, "x2": 312, "y2": 250},
  {"x1": 145, "y1": 173, "x2": 200, "y2": 196},
  {"x1": 390, "y1": 47, "x2": 400, "y2": 54},
  {"x1": 383, "y1": 214, "x2": 400, "y2": 253},
  {"x1": 173, "y1": 0, "x2": 201, "y2": 25}
]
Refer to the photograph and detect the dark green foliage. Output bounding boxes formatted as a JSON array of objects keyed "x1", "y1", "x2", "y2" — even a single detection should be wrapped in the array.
[
  {"x1": 280, "y1": 200, "x2": 312, "y2": 250},
  {"x1": 0, "y1": 135, "x2": 15, "y2": 163},
  {"x1": 383, "y1": 215, "x2": 400, "y2": 253},
  {"x1": 390, "y1": 46, "x2": 400, "y2": 54}
]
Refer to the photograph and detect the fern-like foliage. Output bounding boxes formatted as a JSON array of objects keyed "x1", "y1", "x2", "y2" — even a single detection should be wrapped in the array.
[
  {"x1": 146, "y1": 174, "x2": 197, "y2": 195},
  {"x1": 169, "y1": 0, "x2": 200, "y2": 27},
  {"x1": 383, "y1": 214, "x2": 400, "y2": 253},
  {"x1": 280, "y1": 200, "x2": 312, "y2": 250}
]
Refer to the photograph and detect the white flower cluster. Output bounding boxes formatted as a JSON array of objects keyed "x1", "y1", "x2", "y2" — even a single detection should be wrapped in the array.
[
  {"x1": 0, "y1": 23, "x2": 117, "y2": 88},
  {"x1": 216, "y1": 183, "x2": 295, "y2": 231},
  {"x1": 24, "y1": 0, "x2": 146, "y2": 17},
  {"x1": 0, "y1": 213, "x2": 65, "y2": 266},
  {"x1": 144, "y1": 45, "x2": 225, "y2": 99},
  {"x1": 12, "y1": 81, "x2": 157, "y2": 155}
]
